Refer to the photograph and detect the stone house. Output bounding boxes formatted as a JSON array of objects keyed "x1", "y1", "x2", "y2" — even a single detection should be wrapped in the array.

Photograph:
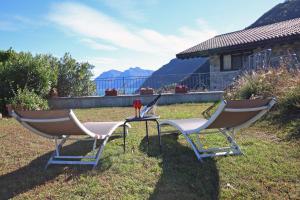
[{"x1": 176, "y1": 18, "x2": 300, "y2": 90}]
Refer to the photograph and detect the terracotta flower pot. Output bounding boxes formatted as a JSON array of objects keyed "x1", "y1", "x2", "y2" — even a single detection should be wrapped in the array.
[
  {"x1": 105, "y1": 88, "x2": 118, "y2": 96},
  {"x1": 140, "y1": 87, "x2": 154, "y2": 95},
  {"x1": 6, "y1": 104, "x2": 13, "y2": 116},
  {"x1": 49, "y1": 88, "x2": 59, "y2": 98},
  {"x1": 175, "y1": 85, "x2": 188, "y2": 94}
]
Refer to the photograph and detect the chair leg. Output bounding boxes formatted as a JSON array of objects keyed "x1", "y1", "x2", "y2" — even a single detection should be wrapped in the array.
[
  {"x1": 182, "y1": 129, "x2": 244, "y2": 160},
  {"x1": 93, "y1": 136, "x2": 109, "y2": 169},
  {"x1": 220, "y1": 129, "x2": 243, "y2": 155},
  {"x1": 45, "y1": 135, "x2": 110, "y2": 170},
  {"x1": 92, "y1": 138, "x2": 97, "y2": 151},
  {"x1": 45, "y1": 136, "x2": 69, "y2": 169},
  {"x1": 182, "y1": 134, "x2": 202, "y2": 161}
]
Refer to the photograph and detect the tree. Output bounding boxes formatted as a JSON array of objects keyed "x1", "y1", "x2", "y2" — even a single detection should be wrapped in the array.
[
  {"x1": 0, "y1": 49, "x2": 96, "y2": 113},
  {"x1": 57, "y1": 53, "x2": 95, "y2": 97},
  {"x1": 0, "y1": 49, "x2": 58, "y2": 112},
  {"x1": 0, "y1": 51, "x2": 57, "y2": 96}
]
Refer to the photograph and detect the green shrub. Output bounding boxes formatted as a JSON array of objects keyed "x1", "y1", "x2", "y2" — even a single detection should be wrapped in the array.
[
  {"x1": 0, "y1": 50, "x2": 57, "y2": 98},
  {"x1": 0, "y1": 49, "x2": 96, "y2": 113},
  {"x1": 57, "y1": 53, "x2": 96, "y2": 97},
  {"x1": 225, "y1": 70, "x2": 278, "y2": 100},
  {"x1": 278, "y1": 84, "x2": 300, "y2": 114},
  {"x1": 9, "y1": 88, "x2": 49, "y2": 111},
  {"x1": 225, "y1": 66, "x2": 300, "y2": 139}
]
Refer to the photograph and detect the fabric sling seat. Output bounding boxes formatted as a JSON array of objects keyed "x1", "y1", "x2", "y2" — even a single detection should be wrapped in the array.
[
  {"x1": 12, "y1": 109, "x2": 131, "y2": 169},
  {"x1": 160, "y1": 98, "x2": 276, "y2": 160}
]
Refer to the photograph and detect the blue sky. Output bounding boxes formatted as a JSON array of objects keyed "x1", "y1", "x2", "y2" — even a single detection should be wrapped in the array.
[{"x1": 0, "y1": 0, "x2": 282, "y2": 76}]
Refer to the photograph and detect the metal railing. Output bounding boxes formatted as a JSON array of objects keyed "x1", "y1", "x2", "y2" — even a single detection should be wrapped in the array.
[
  {"x1": 94, "y1": 51, "x2": 300, "y2": 96},
  {"x1": 94, "y1": 73, "x2": 212, "y2": 96}
]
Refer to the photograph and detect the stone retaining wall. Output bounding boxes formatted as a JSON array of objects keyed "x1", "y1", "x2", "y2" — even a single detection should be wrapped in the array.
[{"x1": 48, "y1": 91, "x2": 223, "y2": 109}]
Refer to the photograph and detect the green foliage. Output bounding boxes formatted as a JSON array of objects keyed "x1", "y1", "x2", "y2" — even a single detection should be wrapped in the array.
[
  {"x1": 225, "y1": 67, "x2": 300, "y2": 139},
  {"x1": 0, "y1": 49, "x2": 57, "y2": 100},
  {"x1": 225, "y1": 71, "x2": 276, "y2": 100},
  {"x1": 57, "y1": 53, "x2": 95, "y2": 97},
  {"x1": 9, "y1": 88, "x2": 49, "y2": 110},
  {"x1": 0, "y1": 49, "x2": 96, "y2": 113},
  {"x1": 278, "y1": 84, "x2": 300, "y2": 114}
]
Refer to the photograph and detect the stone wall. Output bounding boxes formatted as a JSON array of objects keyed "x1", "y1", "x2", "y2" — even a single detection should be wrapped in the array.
[
  {"x1": 48, "y1": 91, "x2": 223, "y2": 109},
  {"x1": 209, "y1": 55, "x2": 240, "y2": 90},
  {"x1": 209, "y1": 41, "x2": 300, "y2": 90}
]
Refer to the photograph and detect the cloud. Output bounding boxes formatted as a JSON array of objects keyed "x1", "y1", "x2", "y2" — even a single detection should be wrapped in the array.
[
  {"x1": 0, "y1": 15, "x2": 45, "y2": 31},
  {"x1": 48, "y1": 3, "x2": 152, "y2": 52},
  {"x1": 102, "y1": 0, "x2": 147, "y2": 22},
  {"x1": 48, "y1": 2, "x2": 217, "y2": 56},
  {"x1": 80, "y1": 38, "x2": 118, "y2": 51},
  {"x1": 101, "y1": 0, "x2": 158, "y2": 22},
  {"x1": 47, "y1": 2, "x2": 218, "y2": 76}
]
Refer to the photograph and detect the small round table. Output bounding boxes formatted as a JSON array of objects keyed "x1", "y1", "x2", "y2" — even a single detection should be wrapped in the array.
[{"x1": 123, "y1": 115, "x2": 161, "y2": 153}]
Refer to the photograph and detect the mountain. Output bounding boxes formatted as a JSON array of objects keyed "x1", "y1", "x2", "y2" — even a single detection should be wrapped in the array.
[
  {"x1": 247, "y1": 0, "x2": 300, "y2": 29},
  {"x1": 141, "y1": 57, "x2": 208, "y2": 89},
  {"x1": 96, "y1": 69, "x2": 122, "y2": 79},
  {"x1": 122, "y1": 67, "x2": 153, "y2": 77},
  {"x1": 95, "y1": 67, "x2": 153, "y2": 95},
  {"x1": 95, "y1": 67, "x2": 153, "y2": 79}
]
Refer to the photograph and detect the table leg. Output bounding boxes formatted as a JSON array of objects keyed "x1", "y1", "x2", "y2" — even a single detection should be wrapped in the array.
[
  {"x1": 123, "y1": 123, "x2": 126, "y2": 153},
  {"x1": 145, "y1": 121, "x2": 149, "y2": 149},
  {"x1": 156, "y1": 120, "x2": 162, "y2": 153}
]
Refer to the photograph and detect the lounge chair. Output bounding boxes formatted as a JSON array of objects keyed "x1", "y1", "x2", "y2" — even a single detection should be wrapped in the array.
[
  {"x1": 12, "y1": 109, "x2": 130, "y2": 169},
  {"x1": 159, "y1": 98, "x2": 276, "y2": 160}
]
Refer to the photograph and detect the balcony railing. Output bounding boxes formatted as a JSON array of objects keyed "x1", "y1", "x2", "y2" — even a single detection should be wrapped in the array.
[{"x1": 94, "y1": 73, "x2": 214, "y2": 96}]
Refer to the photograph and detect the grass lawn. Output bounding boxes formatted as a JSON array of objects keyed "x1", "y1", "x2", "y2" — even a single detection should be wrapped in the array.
[{"x1": 0, "y1": 103, "x2": 299, "y2": 199}]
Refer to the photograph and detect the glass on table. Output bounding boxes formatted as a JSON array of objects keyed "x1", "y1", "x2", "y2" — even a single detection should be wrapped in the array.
[
  {"x1": 136, "y1": 99, "x2": 142, "y2": 118},
  {"x1": 133, "y1": 100, "x2": 138, "y2": 118}
]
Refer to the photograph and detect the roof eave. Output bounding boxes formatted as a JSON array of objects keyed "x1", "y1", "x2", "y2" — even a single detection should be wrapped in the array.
[{"x1": 176, "y1": 34, "x2": 300, "y2": 59}]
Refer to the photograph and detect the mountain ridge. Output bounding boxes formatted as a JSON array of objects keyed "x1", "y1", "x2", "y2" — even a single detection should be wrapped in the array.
[
  {"x1": 95, "y1": 67, "x2": 153, "y2": 79},
  {"x1": 247, "y1": 0, "x2": 300, "y2": 29}
]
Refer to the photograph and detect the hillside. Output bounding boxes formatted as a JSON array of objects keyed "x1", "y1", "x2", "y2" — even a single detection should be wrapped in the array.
[
  {"x1": 181, "y1": 60, "x2": 210, "y2": 90},
  {"x1": 141, "y1": 57, "x2": 208, "y2": 89},
  {"x1": 247, "y1": 0, "x2": 300, "y2": 29},
  {"x1": 96, "y1": 70, "x2": 122, "y2": 79}
]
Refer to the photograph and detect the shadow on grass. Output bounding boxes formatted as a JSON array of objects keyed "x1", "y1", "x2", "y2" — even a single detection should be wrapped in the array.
[
  {"x1": 139, "y1": 133, "x2": 219, "y2": 200},
  {"x1": 0, "y1": 138, "x2": 116, "y2": 199}
]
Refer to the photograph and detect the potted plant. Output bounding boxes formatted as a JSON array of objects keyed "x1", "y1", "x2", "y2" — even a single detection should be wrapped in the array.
[
  {"x1": 105, "y1": 88, "x2": 118, "y2": 96},
  {"x1": 175, "y1": 85, "x2": 188, "y2": 94},
  {"x1": 9, "y1": 88, "x2": 49, "y2": 111},
  {"x1": 49, "y1": 88, "x2": 59, "y2": 98},
  {"x1": 5, "y1": 103, "x2": 13, "y2": 116},
  {"x1": 140, "y1": 87, "x2": 154, "y2": 95}
]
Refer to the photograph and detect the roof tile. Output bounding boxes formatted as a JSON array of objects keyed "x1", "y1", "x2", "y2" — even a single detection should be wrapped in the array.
[{"x1": 177, "y1": 18, "x2": 300, "y2": 58}]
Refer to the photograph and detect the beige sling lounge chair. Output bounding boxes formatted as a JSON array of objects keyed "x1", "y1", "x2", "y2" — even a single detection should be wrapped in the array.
[
  {"x1": 12, "y1": 109, "x2": 130, "y2": 169},
  {"x1": 160, "y1": 98, "x2": 276, "y2": 160}
]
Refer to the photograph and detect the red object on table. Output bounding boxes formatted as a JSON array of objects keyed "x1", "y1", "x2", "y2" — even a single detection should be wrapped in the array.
[
  {"x1": 133, "y1": 100, "x2": 137, "y2": 117},
  {"x1": 133, "y1": 99, "x2": 143, "y2": 118}
]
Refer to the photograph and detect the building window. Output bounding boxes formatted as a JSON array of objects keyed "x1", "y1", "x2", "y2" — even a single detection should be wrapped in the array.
[
  {"x1": 231, "y1": 54, "x2": 243, "y2": 70},
  {"x1": 220, "y1": 53, "x2": 243, "y2": 71}
]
